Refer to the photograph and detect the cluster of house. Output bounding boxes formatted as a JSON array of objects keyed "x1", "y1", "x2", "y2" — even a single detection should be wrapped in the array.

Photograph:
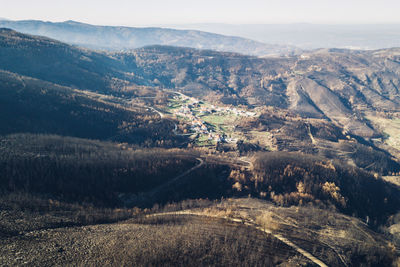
[
  {"x1": 198, "y1": 105, "x2": 256, "y2": 117},
  {"x1": 172, "y1": 94, "x2": 255, "y2": 144},
  {"x1": 173, "y1": 93, "x2": 256, "y2": 117},
  {"x1": 191, "y1": 119, "x2": 208, "y2": 134},
  {"x1": 174, "y1": 103, "x2": 225, "y2": 142}
]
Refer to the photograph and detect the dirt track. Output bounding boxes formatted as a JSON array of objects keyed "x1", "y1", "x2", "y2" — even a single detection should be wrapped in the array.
[{"x1": 148, "y1": 210, "x2": 328, "y2": 267}]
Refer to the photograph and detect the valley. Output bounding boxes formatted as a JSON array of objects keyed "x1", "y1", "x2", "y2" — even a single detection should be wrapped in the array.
[{"x1": 1, "y1": 27, "x2": 400, "y2": 266}]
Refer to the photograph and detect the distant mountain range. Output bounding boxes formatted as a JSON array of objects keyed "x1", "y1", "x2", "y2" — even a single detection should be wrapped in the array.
[
  {"x1": 4, "y1": 19, "x2": 400, "y2": 54},
  {"x1": 0, "y1": 19, "x2": 299, "y2": 56},
  {"x1": 169, "y1": 23, "x2": 400, "y2": 50}
]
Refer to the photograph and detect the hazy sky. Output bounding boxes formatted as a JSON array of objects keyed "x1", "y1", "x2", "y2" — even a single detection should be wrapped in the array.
[{"x1": 1, "y1": 0, "x2": 400, "y2": 26}]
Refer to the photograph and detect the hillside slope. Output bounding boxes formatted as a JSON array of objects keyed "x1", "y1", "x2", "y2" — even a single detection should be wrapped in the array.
[
  {"x1": 0, "y1": 70, "x2": 183, "y2": 146},
  {"x1": 120, "y1": 46, "x2": 400, "y2": 137},
  {"x1": 0, "y1": 28, "x2": 141, "y2": 93}
]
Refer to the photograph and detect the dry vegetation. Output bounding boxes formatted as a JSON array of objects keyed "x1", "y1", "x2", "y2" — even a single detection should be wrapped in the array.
[
  {"x1": 0, "y1": 71, "x2": 187, "y2": 147},
  {"x1": 228, "y1": 152, "x2": 400, "y2": 227},
  {"x1": 193, "y1": 198, "x2": 398, "y2": 267},
  {"x1": 0, "y1": 213, "x2": 312, "y2": 266},
  {"x1": 0, "y1": 134, "x2": 199, "y2": 206}
]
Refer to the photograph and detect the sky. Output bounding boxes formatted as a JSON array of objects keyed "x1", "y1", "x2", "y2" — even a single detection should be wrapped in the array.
[{"x1": 1, "y1": 0, "x2": 400, "y2": 26}]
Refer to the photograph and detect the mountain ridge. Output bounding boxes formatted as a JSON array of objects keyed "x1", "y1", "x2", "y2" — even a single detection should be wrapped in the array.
[{"x1": 0, "y1": 19, "x2": 299, "y2": 56}]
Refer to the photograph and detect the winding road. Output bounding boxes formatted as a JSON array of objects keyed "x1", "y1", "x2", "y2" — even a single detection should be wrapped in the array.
[
  {"x1": 146, "y1": 106, "x2": 165, "y2": 119},
  {"x1": 148, "y1": 158, "x2": 204, "y2": 197}
]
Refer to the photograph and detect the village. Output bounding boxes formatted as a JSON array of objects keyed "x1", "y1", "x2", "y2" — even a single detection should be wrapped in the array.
[{"x1": 168, "y1": 92, "x2": 257, "y2": 145}]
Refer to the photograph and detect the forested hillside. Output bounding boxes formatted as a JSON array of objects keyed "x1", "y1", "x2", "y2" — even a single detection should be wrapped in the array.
[
  {"x1": 0, "y1": 70, "x2": 185, "y2": 146},
  {"x1": 0, "y1": 28, "x2": 139, "y2": 93}
]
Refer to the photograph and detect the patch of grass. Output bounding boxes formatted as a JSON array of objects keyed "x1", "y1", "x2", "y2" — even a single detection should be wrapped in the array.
[
  {"x1": 167, "y1": 103, "x2": 181, "y2": 110},
  {"x1": 201, "y1": 114, "x2": 231, "y2": 125},
  {"x1": 195, "y1": 134, "x2": 214, "y2": 146},
  {"x1": 366, "y1": 115, "x2": 400, "y2": 150}
]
